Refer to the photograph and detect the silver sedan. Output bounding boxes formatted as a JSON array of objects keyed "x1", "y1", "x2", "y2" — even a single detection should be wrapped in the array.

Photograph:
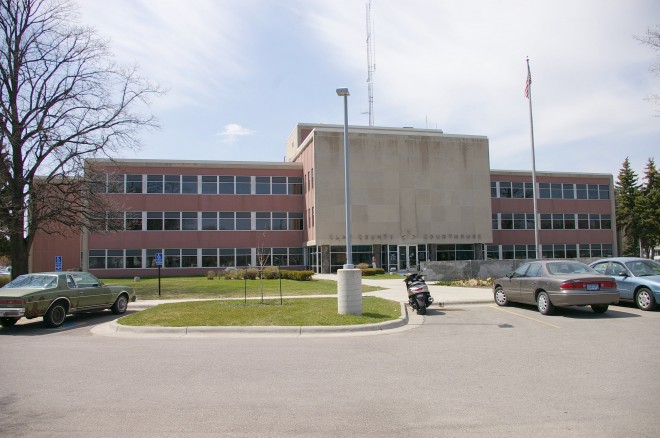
[{"x1": 493, "y1": 260, "x2": 619, "y2": 315}]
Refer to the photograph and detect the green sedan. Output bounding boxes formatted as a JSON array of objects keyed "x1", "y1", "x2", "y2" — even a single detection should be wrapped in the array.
[{"x1": 0, "y1": 272, "x2": 136, "y2": 328}]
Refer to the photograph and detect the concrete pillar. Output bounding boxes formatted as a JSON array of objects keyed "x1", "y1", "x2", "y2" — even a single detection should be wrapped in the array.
[{"x1": 337, "y1": 268, "x2": 362, "y2": 315}]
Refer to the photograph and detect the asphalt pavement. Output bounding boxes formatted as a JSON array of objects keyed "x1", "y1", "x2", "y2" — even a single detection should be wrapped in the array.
[{"x1": 91, "y1": 274, "x2": 494, "y2": 337}]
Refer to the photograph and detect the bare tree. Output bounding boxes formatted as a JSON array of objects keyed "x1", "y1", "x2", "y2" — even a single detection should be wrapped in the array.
[
  {"x1": 636, "y1": 25, "x2": 660, "y2": 112},
  {"x1": 0, "y1": 0, "x2": 161, "y2": 278}
]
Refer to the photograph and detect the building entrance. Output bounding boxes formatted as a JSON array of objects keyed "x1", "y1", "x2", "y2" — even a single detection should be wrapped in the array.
[{"x1": 398, "y1": 245, "x2": 418, "y2": 271}]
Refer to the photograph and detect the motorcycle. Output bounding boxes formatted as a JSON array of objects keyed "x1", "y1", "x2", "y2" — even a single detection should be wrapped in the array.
[{"x1": 404, "y1": 273, "x2": 434, "y2": 315}]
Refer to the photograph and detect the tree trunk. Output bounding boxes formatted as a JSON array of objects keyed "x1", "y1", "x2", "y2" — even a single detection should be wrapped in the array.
[{"x1": 9, "y1": 232, "x2": 30, "y2": 279}]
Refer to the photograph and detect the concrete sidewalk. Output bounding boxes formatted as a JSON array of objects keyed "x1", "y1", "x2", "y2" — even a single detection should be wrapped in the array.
[{"x1": 92, "y1": 274, "x2": 493, "y2": 338}]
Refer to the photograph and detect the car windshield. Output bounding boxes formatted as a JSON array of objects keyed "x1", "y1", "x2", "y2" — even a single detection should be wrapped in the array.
[
  {"x1": 625, "y1": 260, "x2": 660, "y2": 277},
  {"x1": 546, "y1": 262, "x2": 595, "y2": 275},
  {"x1": 3, "y1": 274, "x2": 58, "y2": 289}
]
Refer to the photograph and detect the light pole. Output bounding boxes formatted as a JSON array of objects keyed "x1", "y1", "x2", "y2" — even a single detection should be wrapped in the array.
[
  {"x1": 336, "y1": 87, "x2": 353, "y2": 268},
  {"x1": 335, "y1": 87, "x2": 361, "y2": 315}
]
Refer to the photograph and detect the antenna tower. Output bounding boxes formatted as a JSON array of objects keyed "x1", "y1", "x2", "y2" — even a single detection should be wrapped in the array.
[{"x1": 366, "y1": 0, "x2": 375, "y2": 126}]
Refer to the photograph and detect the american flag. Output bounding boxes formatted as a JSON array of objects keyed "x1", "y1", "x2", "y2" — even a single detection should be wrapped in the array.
[{"x1": 525, "y1": 71, "x2": 531, "y2": 99}]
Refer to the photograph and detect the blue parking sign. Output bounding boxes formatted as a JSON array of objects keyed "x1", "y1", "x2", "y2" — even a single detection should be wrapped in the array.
[
  {"x1": 155, "y1": 252, "x2": 163, "y2": 267},
  {"x1": 55, "y1": 256, "x2": 63, "y2": 271}
]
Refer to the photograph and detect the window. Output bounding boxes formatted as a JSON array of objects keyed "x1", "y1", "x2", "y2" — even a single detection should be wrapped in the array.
[
  {"x1": 550, "y1": 183, "x2": 562, "y2": 199},
  {"x1": 182, "y1": 212, "x2": 198, "y2": 230},
  {"x1": 562, "y1": 183, "x2": 574, "y2": 199},
  {"x1": 107, "y1": 174, "x2": 124, "y2": 193},
  {"x1": 146, "y1": 212, "x2": 163, "y2": 230},
  {"x1": 289, "y1": 248, "x2": 303, "y2": 265},
  {"x1": 256, "y1": 212, "x2": 271, "y2": 230},
  {"x1": 236, "y1": 212, "x2": 251, "y2": 230},
  {"x1": 540, "y1": 214, "x2": 552, "y2": 230},
  {"x1": 201, "y1": 176, "x2": 217, "y2": 194},
  {"x1": 539, "y1": 183, "x2": 551, "y2": 199},
  {"x1": 164, "y1": 175, "x2": 180, "y2": 194},
  {"x1": 236, "y1": 176, "x2": 251, "y2": 194},
  {"x1": 499, "y1": 182, "x2": 512, "y2": 198},
  {"x1": 147, "y1": 175, "x2": 163, "y2": 193},
  {"x1": 289, "y1": 212, "x2": 303, "y2": 230},
  {"x1": 89, "y1": 250, "x2": 105, "y2": 269},
  {"x1": 501, "y1": 245, "x2": 515, "y2": 260},
  {"x1": 146, "y1": 249, "x2": 161, "y2": 268},
  {"x1": 564, "y1": 214, "x2": 575, "y2": 230},
  {"x1": 126, "y1": 175, "x2": 143, "y2": 193},
  {"x1": 182, "y1": 175, "x2": 198, "y2": 194},
  {"x1": 576, "y1": 184, "x2": 588, "y2": 199},
  {"x1": 527, "y1": 263, "x2": 542, "y2": 277},
  {"x1": 126, "y1": 249, "x2": 142, "y2": 269},
  {"x1": 219, "y1": 248, "x2": 235, "y2": 267},
  {"x1": 512, "y1": 182, "x2": 525, "y2": 198},
  {"x1": 288, "y1": 177, "x2": 302, "y2": 195},
  {"x1": 486, "y1": 245, "x2": 499, "y2": 260},
  {"x1": 491, "y1": 182, "x2": 497, "y2": 198},
  {"x1": 455, "y1": 244, "x2": 474, "y2": 260},
  {"x1": 256, "y1": 176, "x2": 271, "y2": 194},
  {"x1": 165, "y1": 249, "x2": 180, "y2": 268},
  {"x1": 272, "y1": 212, "x2": 287, "y2": 230},
  {"x1": 164, "y1": 212, "x2": 180, "y2": 230},
  {"x1": 272, "y1": 177, "x2": 287, "y2": 194},
  {"x1": 492, "y1": 214, "x2": 498, "y2": 230},
  {"x1": 500, "y1": 213, "x2": 513, "y2": 230},
  {"x1": 513, "y1": 214, "x2": 526, "y2": 230},
  {"x1": 236, "y1": 248, "x2": 251, "y2": 266},
  {"x1": 272, "y1": 248, "x2": 287, "y2": 266},
  {"x1": 219, "y1": 212, "x2": 234, "y2": 230},
  {"x1": 599, "y1": 184, "x2": 610, "y2": 199},
  {"x1": 202, "y1": 212, "x2": 217, "y2": 230},
  {"x1": 219, "y1": 176, "x2": 234, "y2": 194},
  {"x1": 181, "y1": 249, "x2": 197, "y2": 267},
  {"x1": 107, "y1": 250, "x2": 123, "y2": 269},
  {"x1": 202, "y1": 249, "x2": 218, "y2": 267}
]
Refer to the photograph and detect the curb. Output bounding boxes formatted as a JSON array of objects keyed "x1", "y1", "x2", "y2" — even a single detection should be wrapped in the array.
[{"x1": 97, "y1": 302, "x2": 411, "y2": 337}]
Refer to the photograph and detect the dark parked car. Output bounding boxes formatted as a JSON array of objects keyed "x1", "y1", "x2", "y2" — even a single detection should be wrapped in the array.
[
  {"x1": 590, "y1": 257, "x2": 660, "y2": 311},
  {"x1": 493, "y1": 260, "x2": 619, "y2": 315},
  {"x1": 0, "y1": 272, "x2": 135, "y2": 328}
]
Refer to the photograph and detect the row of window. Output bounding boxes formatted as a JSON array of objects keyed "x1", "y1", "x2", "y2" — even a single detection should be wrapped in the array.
[
  {"x1": 97, "y1": 211, "x2": 304, "y2": 231},
  {"x1": 485, "y1": 243, "x2": 613, "y2": 260},
  {"x1": 492, "y1": 213, "x2": 612, "y2": 230},
  {"x1": 103, "y1": 174, "x2": 304, "y2": 195},
  {"x1": 492, "y1": 181, "x2": 610, "y2": 200},
  {"x1": 88, "y1": 247, "x2": 305, "y2": 269}
]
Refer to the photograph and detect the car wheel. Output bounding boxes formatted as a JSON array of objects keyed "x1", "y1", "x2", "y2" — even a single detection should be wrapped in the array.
[
  {"x1": 591, "y1": 304, "x2": 608, "y2": 314},
  {"x1": 0, "y1": 317, "x2": 19, "y2": 327},
  {"x1": 635, "y1": 287, "x2": 657, "y2": 311},
  {"x1": 43, "y1": 302, "x2": 67, "y2": 328},
  {"x1": 111, "y1": 294, "x2": 129, "y2": 315},
  {"x1": 537, "y1": 291, "x2": 554, "y2": 315},
  {"x1": 494, "y1": 287, "x2": 508, "y2": 306}
]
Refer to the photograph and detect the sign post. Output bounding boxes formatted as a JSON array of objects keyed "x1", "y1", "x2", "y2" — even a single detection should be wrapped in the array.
[
  {"x1": 155, "y1": 252, "x2": 163, "y2": 297},
  {"x1": 55, "y1": 256, "x2": 62, "y2": 272}
]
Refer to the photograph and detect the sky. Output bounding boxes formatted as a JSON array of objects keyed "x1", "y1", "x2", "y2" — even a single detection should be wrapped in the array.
[{"x1": 76, "y1": 0, "x2": 660, "y2": 179}]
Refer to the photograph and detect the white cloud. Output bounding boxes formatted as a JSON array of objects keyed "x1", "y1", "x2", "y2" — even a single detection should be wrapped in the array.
[{"x1": 216, "y1": 124, "x2": 256, "y2": 144}]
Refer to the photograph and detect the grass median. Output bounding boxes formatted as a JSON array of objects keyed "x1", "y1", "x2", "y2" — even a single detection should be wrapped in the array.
[
  {"x1": 118, "y1": 296, "x2": 402, "y2": 327},
  {"x1": 102, "y1": 276, "x2": 383, "y2": 300}
]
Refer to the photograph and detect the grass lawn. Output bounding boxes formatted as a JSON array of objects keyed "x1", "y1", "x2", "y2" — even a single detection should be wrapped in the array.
[
  {"x1": 118, "y1": 296, "x2": 402, "y2": 327},
  {"x1": 102, "y1": 276, "x2": 383, "y2": 300}
]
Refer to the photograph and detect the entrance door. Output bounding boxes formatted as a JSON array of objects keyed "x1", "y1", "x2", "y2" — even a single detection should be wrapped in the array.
[{"x1": 398, "y1": 245, "x2": 417, "y2": 271}]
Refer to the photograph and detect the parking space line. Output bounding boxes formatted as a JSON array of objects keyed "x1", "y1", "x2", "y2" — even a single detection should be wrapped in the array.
[{"x1": 489, "y1": 305, "x2": 561, "y2": 329}]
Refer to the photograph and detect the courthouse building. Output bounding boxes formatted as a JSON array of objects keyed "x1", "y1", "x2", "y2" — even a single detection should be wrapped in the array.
[{"x1": 29, "y1": 123, "x2": 617, "y2": 277}]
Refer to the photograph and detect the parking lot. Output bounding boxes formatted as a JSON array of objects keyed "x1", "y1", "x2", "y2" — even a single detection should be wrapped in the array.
[{"x1": 1, "y1": 300, "x2": 659, "y2": 437}]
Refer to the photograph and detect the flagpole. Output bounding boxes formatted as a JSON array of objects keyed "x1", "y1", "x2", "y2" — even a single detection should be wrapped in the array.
[{"x1": 526, "y1": 57, "x2": 541, "y2": 260}]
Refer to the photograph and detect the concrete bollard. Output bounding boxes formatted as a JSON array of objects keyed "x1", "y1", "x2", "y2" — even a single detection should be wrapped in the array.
[{"x1": 337, "y1": 268, "x2": 362, "y2": 315}]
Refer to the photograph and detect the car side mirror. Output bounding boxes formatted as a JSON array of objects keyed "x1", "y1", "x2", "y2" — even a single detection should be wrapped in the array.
[
  {"x1": 506, "y1": 272, "x2": 514, "y2": 279},
  {"x1": 616, "y1": 271, "x2": 628, "y2": 277}
]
